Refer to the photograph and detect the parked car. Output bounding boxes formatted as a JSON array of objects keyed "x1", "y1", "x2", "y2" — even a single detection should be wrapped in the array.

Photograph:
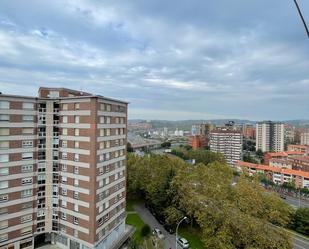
[
  {"x1": 163, "y1": 224, "x2": 175, "y2": 234},
  {"x1": 177, "y1": 237, "x2": 189, "y2": 249},
  {"x1": 280, "y1": 195, "x2": 287, "y2": 200},
  {"x1": 152, "y1": 228, "x2": 165, "y2": 239}
]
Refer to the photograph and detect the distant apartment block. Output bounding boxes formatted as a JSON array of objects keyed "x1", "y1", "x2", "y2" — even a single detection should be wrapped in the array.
[
  {"x1": 242, "y1": 124, "x2": 256, "y2": 139},
  {"x1": 191, "y1": 123, "x2": 215, "y2": 136},
  {"x1": 237, "y1": 161, "x2": 309, "y2": 188},
  {"x1": 188, "y1": 135, "x2": 208, "y2": 149},
  {"x1": 0, "y1": 88, "x2": 130, "y2": 249},
  {"x1": 210, "y1": 129, "x2": 243, "y2": 166},
  {"x1": 287, "y1": 144, "x2": 309, "y2": 155},
  {"x1": 256, "y1": 121, "x2": 285, "y2": 152},
  {"x1": 301, "y1": 132, "x2": 309, "y2": 145},
  {"x1": 263, "y1": 151, "x2": 305, "y2": 165}
]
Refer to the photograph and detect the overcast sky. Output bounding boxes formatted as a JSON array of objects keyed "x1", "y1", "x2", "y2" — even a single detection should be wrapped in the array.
[{"x1": 0, "y1": 0, "x2": 308, "y2": 120}]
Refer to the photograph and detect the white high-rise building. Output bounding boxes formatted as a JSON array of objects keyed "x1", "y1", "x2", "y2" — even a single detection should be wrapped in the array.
[
  {"x1": 210, "y1": 129, "x2": 243, "y2": 166},
  {"x1": 256, "y1": 121, "x2": 285, "y2": 152},
  {"x1": 301, "y1": 132, "x2": 309, "y2": 145}
]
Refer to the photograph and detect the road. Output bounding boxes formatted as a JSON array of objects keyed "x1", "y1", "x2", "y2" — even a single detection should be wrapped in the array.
[
  {"x1": 134, "y1": 204, "x2": 177, "y2": 249},
  {"x1": 282, "y1": 195, "x2": 309, "y2": 209},
  {"x1": 291, "y1": 232, "x2": 309, "y2": 249},
  {"x1": 134, "y1": 204, "x2": 309, "y2": 249}
]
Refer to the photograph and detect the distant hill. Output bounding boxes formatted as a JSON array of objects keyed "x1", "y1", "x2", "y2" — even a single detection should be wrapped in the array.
[{"x1": 129, "y1": 119, "x2": 309, "y2": 130}]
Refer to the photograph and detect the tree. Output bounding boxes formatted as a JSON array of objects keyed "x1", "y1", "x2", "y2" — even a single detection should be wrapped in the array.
[
  {"x1": 289, "y1": 208, "x2": 309, "y2": 235},
  {"x1": 243, "y1": 153, "x2": 258, "y2": 164},
  {"x1": 127, "y1": 154, "x2": 293, "y2": 249},
  {"x1": 161, "y1": 141, "x2": 171, "y2": 148},
  {"x1": 127, "y1": 142, "x2": 134, "y2": 152},
  {"x1": 141, "y1": 224, "x2": 151, "y2": 237},
  {"x1": 256, "y1": 149, "x2": 264, "y2": 158}
]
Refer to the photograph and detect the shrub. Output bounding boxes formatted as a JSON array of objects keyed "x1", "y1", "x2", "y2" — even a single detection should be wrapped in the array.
[{"x1": 141, "y1": 224, "x2": 151, "y2": 237}]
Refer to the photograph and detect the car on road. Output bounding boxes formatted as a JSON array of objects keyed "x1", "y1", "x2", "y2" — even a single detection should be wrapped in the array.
[
  {"x1": 177, "y1": 237, "x2": 189, "y2": 249},
  {"x1": 163, "y1": 224, "x2": 175, "y2": 234},
  {"x1": 280, "y1": 195, "x2": 287, "y2": 200},
  {"x1": 153, "y1": 228, "x2": 165, "y2": 239}
]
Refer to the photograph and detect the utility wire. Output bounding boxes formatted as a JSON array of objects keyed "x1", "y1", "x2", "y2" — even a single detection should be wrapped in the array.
[{"x1": 293, "y1": 0, "x2": 309, "y2": 39}]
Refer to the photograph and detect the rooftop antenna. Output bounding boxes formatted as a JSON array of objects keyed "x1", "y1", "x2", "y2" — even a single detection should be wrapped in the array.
[{"x1": 293, "y1": 0, "x2": 309, "y2": 39}]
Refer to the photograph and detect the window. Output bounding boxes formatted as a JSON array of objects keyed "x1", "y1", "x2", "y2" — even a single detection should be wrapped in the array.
[
  {"x1": 74, "y1": 154, "x2": 79, "y2": 162},
  {"x1": 0, "y1": 141, "x2": 9, "y2": 149},
  {"x1": 21, "y1": 214, "x2": 32, "y2": 223},
  {"x1": 62, "y1": 188, "x2": 67, "y2": 195},
  {"x1": 22, "y1": 140, "x2": 33, "y2": 148},
  {"x1": 0, "y1": 181, "x2": 8, "y2": 189},
  {"x1": 62, "y1": 128, "x2": 68, "y2": 135},
  {"x1": 75, "y1": 141, "x2": 79, "y2": 148},
  {"x1": 61, "y1": 200, "x2": 67, "y2": 208},
  {"x1": 22, "y1": 165, "x2": 33, "y2": 172},
  {"x1": 106, "y1": 129, "x2": 110, "y2": 136},
  {"x1": 0, "y1": 195, "x2": 8, "y2": 202},
  {"x1": 62, "y1": 152, "x2": 67, "y2": 160},
  {"x1": 100, "y1": 129, "x2": 104, "y2": 136},
  {"x1": 0, "y1": 168, "x2": 8, "y2": 176},
  {"x1": 74, "y1": 204, "x2": 78, "y2": 212},
  {"x1": 61, "y1": 176, "x2": 67, "y2": 183},
  {"x1": 75, "y1": 129, "x2": 79, "y2": 136},
  {"x1": 106, "y1": 141, "x2": 110, "y2": 148},
  {"x1": 75, "y1": 116, "x2": 80, "y2": 123},
  {"x1": 99, "y1": 167, "x2": 103, "y2": 175},
  {"x1": 61, "y1": 212, "x2": 67, "y2": 220},
  {"x1": 21, "y1": 178, "x2": 32, "y2": 185},
  {"x1": 74, "y1": 103, "x2": 80, "y2": 110},
  {"x1": 62, "y1": 164, "x2": 67, "y2": 171},
  {"x1": 22, "y1": 202, "x2": 32, "y2": 210},
  {"x1": 73, "y1": 191, "x2": 79, "y2": 199},
  {"x1": 22, "y1": 152, "x2": 33, "y2": 160},
  {"x1": 74, "y1": 179, "x2": 79, "y2": 186},
  {"x1": 21, "y1": 189, "x2": 32, "y2": 198},
  {"x1": 106, "y1": 116, "x2": 111, "y2": 124},
  {"x1": 0, "y1": 234, "x2": 8, "y2": 242},
  {"x1": 62, "y1": 140, "x2": 67, "y2": 148},
  {"x1": 99, "y1": 179, "x2": 103, "y2": 187},
  {"x1": 22, "y1": 115, "x2": 34, "y2": 122},
  {"x1": 63, "y1": 116, "x2": 68, "y2": 123},
  {"x1": 74, "y1": 229, "x2": 78, "y2": 237},
  {"x1": 0, "y1": 155, "x2": 9, "y2": 163},
  {"x1": 49, "y1": 91, "x2": 59, "y2": 98},
  {"x1": 74, "y1": 166, "x2": 79, "y2": 174},
  {"x1": 62, "y1": 104, "x2": 68, "y2": 110},
  {"x1": 106, "y1": 104, "x2": 111, "y2": 111},
  {"x1": 0, "y1": 207, "x2": 8, "y2": 215},
  {"x1": 99, "y1": 142, "x2": 104, "y2": 149},
  {"x1": 0, "y1": 115, "x2": 9, "y2": 121},
  {"x1": 0, "y1": 128, "x2": 9, "y2": 136},
  {"x1": 22, "y1": 128, "x2": 33, "y2": 134},
  {"x1": 0, "y1": 101, "x2": 9, "y2": 109},
  {"x1": 22, "y1": 103, "x2": 34, "y2": 109},
  {"x1": 21, "y1": 226, "x2": 32, "y2": 235},
  {"x1": 73, "y1": 217, "x2": 79, "y2": 225},
  {"x1": 0, "y1": 220, "x2": 8, "y2": 229}
]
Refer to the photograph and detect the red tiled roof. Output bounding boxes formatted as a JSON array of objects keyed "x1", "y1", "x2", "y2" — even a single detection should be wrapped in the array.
[{"x1": 237, "y1": 161, "x2": 309, "y2": 178}]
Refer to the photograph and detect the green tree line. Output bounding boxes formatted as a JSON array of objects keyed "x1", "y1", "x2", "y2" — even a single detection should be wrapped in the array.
[{"x1": 127, "y1": 153, "x2": 294, "y2": 249}]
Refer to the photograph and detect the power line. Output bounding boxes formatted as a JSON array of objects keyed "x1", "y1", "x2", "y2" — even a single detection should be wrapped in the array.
[{"x1": 293, "y1": 0, "x2": 309, "y2": 39}]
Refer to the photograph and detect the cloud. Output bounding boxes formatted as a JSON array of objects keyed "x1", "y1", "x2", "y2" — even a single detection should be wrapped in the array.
[{"x1": 0, "y1": 0, "x2": 308, "y2": 120}]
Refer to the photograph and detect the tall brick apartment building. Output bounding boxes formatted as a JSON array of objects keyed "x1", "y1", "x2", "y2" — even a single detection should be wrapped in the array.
[{"x1": 0, "y1": 88, "x2": 129, "y2": 249}]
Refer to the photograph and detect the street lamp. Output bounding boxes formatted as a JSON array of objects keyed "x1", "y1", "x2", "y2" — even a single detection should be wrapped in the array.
[{"x1": 176, "y1": 216, "x2": 187, "y2": 249}]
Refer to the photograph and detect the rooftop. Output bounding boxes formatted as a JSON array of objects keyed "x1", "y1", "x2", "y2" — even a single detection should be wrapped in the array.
[{"x1": 237, "y1": 161, "x2": 309, "y2": 178}]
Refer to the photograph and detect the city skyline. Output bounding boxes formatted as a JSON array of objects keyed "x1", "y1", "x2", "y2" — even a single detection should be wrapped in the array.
[{"x1": 0, "y1": 0, "x2": 309, "y2": 120}]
